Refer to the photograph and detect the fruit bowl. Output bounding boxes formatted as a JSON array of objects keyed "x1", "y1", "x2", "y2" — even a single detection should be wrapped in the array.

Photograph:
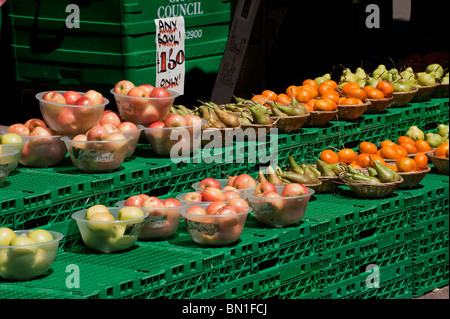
[
  {"x1": 0, "y1": 230, "x2": 63, "y2": 281},
  {"x1": 110, "y1": 89, "x2": 179, "y2": 126},
  {"x1": 391, "y1": 86, "x2": 419, "y2": 107},
  {"x1": 245, "y1": 185, "x2": 314, "y2": 228},
  {"x1": 2, "y1": 128, "x2": 66, "y2": 168},
  {"x1": 143, "y1": 119, "x2": 207, "y2": 157},
  {"x1": 61, "y1": 134, "x2": 133, "y2": 173},
  {"x1": 36, "y1": 91, "x2": 108, "y2": 137},
  {"x1": 0, "y1": 146, "x2": 20, "y2": 185},
  {"x1": 0, "y1": 133, "x2": 29, "y2": 155},
  {"x1": 365, "y1": 97, "x2": 393, "y2": 114},
  {"x1": 338, "y1": 172, "x2": 403, "y2": 198},
  {"x1": 432, "y1": 82, "x2": 449, "y2": 98},
  {"x1": 428, "y1": 152, "x2": 449, "y2": 175},
  {"x1": 175, "y1": 189, "x2": 247, "y2": 206},
  {"x1": 115, "y1": 201, "x2": 182, "y2": 240},
  {"x1": 191, "y1": 178, "x2": 258, "y2": 194},
  {"x1": 397, "y1": 166, "x2": 431, "y2": 189},
  {"x1": 178, "y1": 203, "x2": 251, "y2": 247},
  {"x1": 72, "y1": 207, "x2": 148, "y2": 253},
  {"x1": 303, "y1": 110, "x2": 338, "y2": 127},
  {"x1": 121, "y1": 125, "x2": 144, "y2": 158},
  {"x1": 336, "y1": 101, "x2": 370, "y2": 121},
  {"x1": 271, "y1": 114, "x2": 310, "y2": 133},
  {"x1": 411, "y1": 84, "x2": 437, "y2": 102}
]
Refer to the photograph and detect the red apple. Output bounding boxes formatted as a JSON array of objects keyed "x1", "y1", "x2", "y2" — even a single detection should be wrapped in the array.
[
  {"x1": 206, "y1": 201, "x2": 226, "y2": 215},
  {"x1": 127, "y1": 87, "x2": 149, "y2": 98},
  {"x1": 164, "y1": 114, "x2": 187, "y2": 127},
  {"x1": 105, "y1": 132, "x2": 127, "y2": 141},
  {"x1": 24, "y1": 118, "x2": 48, "y2": 131},
  {"x1": 262, "y1": 191, "x2": 281, "y2": 198},
  {"x1": 163, "y1": 198, "x2": 182, "y2": 207},
  {"x1": 227, "y1": 198, "x2": 250, "y2": 213},
  {"x1": 86, "y1": 125, "x2": 109, "y2": 141},
  {"x1": 223, "y1": 190, "x2": 241, "y2": 201},
  {"x1": 73, "y1": 134, "x2": 87, "y2": 141},
  {"x1": 29, "y1": 126, "x2": 53, "y2": 144},
  {"x1": 254, "y1": 181, "x2": 277, "y2": 196},
  {"x1": 74, "y1": 96, "x2": 95, "y2": 106},
  {"x1": 138, "y1": 194, "x2": 151, "y2": 201},
  {"x1": 56, "y1": 109, "x2": 78, "y2": 132},
  {"x1": 99, "y1": 110, "x2": 122, "y2": 127},
  {"x1": 222, "y1": 186, "x2": 237, "y2": 191},
  {"x1": 149, "y1": 87, "x2": 171, "y2": 98},
  {"x1": 114, "y1": 80, "x2": 135, "y2": 95},
  {"x1": 232, "y1": 174, "x2": 257, "y2": 189},
  {"x1": 30, "y1": 126, "x2": 53, "y2": 136},
  {"x1": 102, "y1": 123, "x2": 119, "y2": 135},
  {"x1": 7, "y1": 123, "x2": 30, "y2": 136},
  {"x1": 200, "y1": 187, "x2": 226, "y2": 202},
  {"x1": 138, "y1": 84, "x2": 155, "y2": 95},
  {"x1": 117, "y1": 121, "x2": 139, "y2": 132},
  {"x1": 186, "y1": 206, "x2": 207, "y2": 215},
  {"x1": 281, "y1": 183, "x2": 308, "y2": 197},
  {"x1": 216, "y1": 205, "x2": 238, "y2": 215},
  {"x1": 184, "y1": 114, "x2": 202, "y2": 126},
  {"x1": 124, "y1": 195, "x2": 145, "y2": 207},
  {"x1": 63, "y1": 91, "x2": 82, "y2": 105},
  {"x1": 227, "y1": 176, "x2": 238, "y2": 186},
  {"x1": 198, "y1": 177, "x2": 221, "y2": 190},
  {"x1": 43, "y1": 91, "x2": 67, "y2": 104},
  {"x1": 183, "y1": 192, "x2": 202, "y2": 202},
  {"x1": 149, "y1": 121, "x2": 166, "y2": 129},
  {"x1": 142, "y1": 196, "x2": 164, "y2": 209}
]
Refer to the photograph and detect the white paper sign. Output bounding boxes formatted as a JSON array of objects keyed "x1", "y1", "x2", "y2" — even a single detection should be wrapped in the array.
[{"x1": 155, "y1": 16, "x2": 185, "y2": 96}]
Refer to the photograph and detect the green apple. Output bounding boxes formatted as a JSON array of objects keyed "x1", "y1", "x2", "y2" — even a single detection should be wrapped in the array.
[
  {"x1": 85, "y1": 204, "x2": 110, "y2": 220},
  {"x1": 27, "y1": 229, "x2": 53, "y2": 244},
  {"x1": 0, "y1": 133, "x2": 23, "y2": 145},
  {"x1": 9, "y1": 236, "x2": 38, "y2": 256},
  {"x1": 87, "y1": 212, "x2": 115, "y2": 236},
  {"x1": 0, "y1": 227, "x2": 16, "y2": 246},
  {"x1": 118, "y1": 206, "x2": 145, "y2": 221}
]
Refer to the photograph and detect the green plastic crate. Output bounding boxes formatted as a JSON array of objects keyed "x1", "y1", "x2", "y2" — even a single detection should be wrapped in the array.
[
  {"x1": 342, "y1": 275, "x2": 413, "y2": 299},
  {"x1": 412, "y1": 261, "x2": 449, "y2": 297}
]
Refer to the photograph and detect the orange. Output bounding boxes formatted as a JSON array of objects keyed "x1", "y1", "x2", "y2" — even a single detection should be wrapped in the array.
[
  {"x1": 320, "y1": 149, "x2": 339, "y2": 164},
  {"x1": 302, "y1": 79, "x2": 319, "y2": 90},
  {"x1": 306, "y1": 99, "x2": 317, "y2": 109},
  {"x1": 341, "y1": 82, "x2": 360, "y2": 96},
  {"x1": 401, "y1": 142, "x2": 418, "y2": 155},
  {"x1": 394, "y1": 144, "x2": 408, "y2": 158},
  {"x1": 261, "y1": 90, "x2": 277, "y2": 101},
  {"x1": 355, "y1": 153, "x2": 372, "y2": 168},
  {"x1": 303, "y1": 102, "x2": 314, "y2": 112},
  {"x1": 318, "y1": 83, "x2": 337, "y2": 96},
  {"x1": 359, "y1": 141, "x2": 378, "y2": 154},
  {"x1": 301, "y1": 84, "x2": 319, "y2": 98},
  {"x1": 380, "y1": 145, "x2": 401, "y2": 160},
  {"x1": 339, "y1": 97, "x2": 360, "y2": 105},
  {"x1": 347, "y1": 87, "x2": 367, "y2": 101},
  {"x1": 296, "y1": 89, "x2": 315, "y2": 103},
  {"x1": 415, "y1": 140, "x2": 432, "y2": 153},
  {"x1": 380, "y1": 140, "x2": 396, "y2": 149},
  {"x1": 321, "y1": 91, "x2": 340, "y2": 105},
  {"x1": 386, "y1": 164, "x2": 399, "y2": 172},
  {"x1": 251, "y1": 94, "x2": 268, "y2": 106},
  {"x1": 337, "y1": 148, "x2": 357, "y2": 164},
  {"x1": 314, "y1": 98, "x2": 336, "y2": 111},
  {"x1": 368, "y1": 154, "x2": 387, "y2": 168},
  {"x1": 365, "y1": 88, "x2": 385, "y2": 99},
  {"x1": 413, "y1": 153, "x2": 429, "y2": 170},
  {"x1": 397, "y1": 136, "x2": 415, "y2": 146},
  {"x1": 321, "y1": 80, "x2": 338, "y2": 90},
  {"x1": 397, "y1": 157, "x2": 417, "y2": 172},
  {"x1": 376, "y1": 81, "x2": 394, "y2": 98},
  {"x1": 276, "y1": 93, "x2": 291, "y2": 105},
  {"x1": 286, "y1": 85, "x2": 301, "y2": 99},
  {"x1": 349, "y1": 161, "x2": 362, "y2": 169},
  {"x1": 435, "y1": 142, "x2": 449, "y2": 158}
]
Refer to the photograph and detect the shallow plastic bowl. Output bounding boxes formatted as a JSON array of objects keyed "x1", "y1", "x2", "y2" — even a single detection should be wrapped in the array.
[
  {"x1": 0, "y1": 146, "x2": 20, "y2": 185},
  {"x1": 143, "y1": 119, "x2": 207, "y2": 157},
  {"x1": 2, "y1": 128, "x2": 67, "y2": 168},
  {"x1": 175, "y1": 190, "x2": 247, "y2": 206},
  {"x1": 191, "y1": 178, "x2": 258, "y2": 194},
  {"x1": 121, "y1": 125, "x2": 144, "y2": 158},
  {"x1": 0, "y1": 134, "x2": 29, "y2": 155},
  {"x1": 245, "y1": 185, "x2": 314, "y2": 228},
  {"x1": 110, "y1": 89, "x2": 179, "y2": 126},
  {"x1": 62, "y1": 134, "x2": 133, "y2": 173},
  {"x1": 36, "y1": 91, "x2": 108, "y2": 137},
  {"x1": 178, "y1": 203, "x2": 251, "y2": 247},
  {"x1": 116, "y1": 200, "x2": 182, "y2": 240},
  {"x1": 72, "y1": 208, "x2": 148, "y2": 253},
  {"x1": 0, "y1": 230, "x2": 63, "y2": 281}
]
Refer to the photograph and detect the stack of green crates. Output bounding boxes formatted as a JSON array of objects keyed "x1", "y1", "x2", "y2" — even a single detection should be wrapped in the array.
[{"x1": 6, "y1": 0, "x2": 232, "y2": 90}]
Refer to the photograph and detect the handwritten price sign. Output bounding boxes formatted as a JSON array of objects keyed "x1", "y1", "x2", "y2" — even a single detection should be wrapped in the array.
[{"x1": 155, "y1": 16, "x2": 185, "y2": 96}]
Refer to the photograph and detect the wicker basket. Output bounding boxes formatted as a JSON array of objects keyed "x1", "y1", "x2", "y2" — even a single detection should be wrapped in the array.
[
  {"x1": 271, "y1": 113, "x2": 310, "y2": 133},
  {"x1": 338, "y1": 172, "x2": 403, "y2": 198},
  {"x1": 391, "y1": 86, "x2": 418, "y2": 107},
  {"x1": 316, "y1": 176, "x2": 340, "y2": 193},
  {"x1": 406, "y1": 148, "x2": 435, "y2": 159},
  {"x1": 397, "y1": 166, "x2": 431, "y2": 189},
  {"x1": 431, "y1": 83, "x2": 449, "y2": 98},
  {"x1": 428, "y1": 152, "x2": 449, "y2": 175},
  {"x1": 411, "y1": 84, "x2": 437, "y2": 102},
  {"x1": 365, "y1": 97, "x2": 393, "y2": 114},
  {"x1": 303, "y1": 110, "x2": 338, "y2": 127},
  {"x1": 336, "y1": 101, "x2": 370, "y2": 121}
]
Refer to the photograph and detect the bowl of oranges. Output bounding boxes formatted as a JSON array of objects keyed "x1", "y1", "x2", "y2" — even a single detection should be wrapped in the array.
[
  {"x1": 363, "y1": 81, "x2": 394, "y2": 114},
  {"x1": 427, "y1": 142, "x2": 449, "y2": 175},
  {"x1": 335, "y1": 82, "x2": 372, "y2": 121}
]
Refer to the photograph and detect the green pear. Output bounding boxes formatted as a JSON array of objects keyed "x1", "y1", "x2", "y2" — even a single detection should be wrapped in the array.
[
  {"x1": 417, "y1": 73, "x2": 436, "y2": 86},
  {"x1": 425, "y1": 132, "x2": 444, "y2": 148},
  {"x1": 366, "y1": 76, "x2": 382, "y2": 88},
  {"x1": 372, "y1": 68, "x2": 385, "y2": 78},
  {"x1": 406, "y1": 126, "x2": 425, "y2": 141},
  {"x1": 437, "y1": 124, "x2": 449, "y2": 137},
  {"x1": 389, "y1": 68, "x2": 399, "y2": 75},
  {"x1": 441, "y1": 76, "x2": 449, "y2": 84},
  {"x1": 355, "y1": 67, "x2": 367, "y2": 81},
  {"x1": 372, "y1": 160, "x2": 399, "y2": 183},
  {"x1": 392, "y1": 79, "x2": 411, "y2": 92},
  {"x1": 426, "y1": 63, "x2": 444, "y2": 79},
  {"x1": 400, "y1": 70, "x2": 415, "y2": 82}
]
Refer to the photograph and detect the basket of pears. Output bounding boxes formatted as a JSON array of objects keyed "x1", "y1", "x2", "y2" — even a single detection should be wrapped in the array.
[
  {"x1": 272, "y1": 156, "x2": 323, "y2": 192},
  {"x1": 192, "y1": 101, "x2": 242, "y2": 146},
  {"x1": 267, "y1": 96, "x2": 310, "y2": 133},
  {"x1": 376, "y1": 66, "x2": 418, "y2": 107},
  {"x1": 338, "y1": 160, "x2": 403, "y2": 198},
  {"x1": 431, "y1": 68, "x2": 449, "y2": 98},
  {"x1": 410, "y1": 64, "x2": 442, "y2": 102}
]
